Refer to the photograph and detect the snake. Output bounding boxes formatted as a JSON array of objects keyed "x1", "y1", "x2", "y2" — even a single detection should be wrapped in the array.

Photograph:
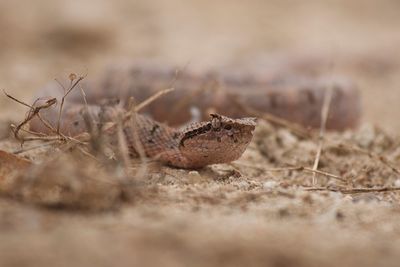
[{"x1": 30, "y1": 62, "x2": 361, "y2": 168}]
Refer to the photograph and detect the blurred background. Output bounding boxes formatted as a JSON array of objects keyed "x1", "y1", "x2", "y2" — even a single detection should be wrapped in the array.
[
  {"x1": 1, "y1": 0, "x2": 399, "y2": 132},
  {"x1": 1, "y1": 2, "x2": 400, "y2": 266}
]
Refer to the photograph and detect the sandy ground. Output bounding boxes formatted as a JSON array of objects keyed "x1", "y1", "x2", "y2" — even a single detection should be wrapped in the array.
[{"x1": 1, "y1": 0, "x2": 400, "y2": 266}]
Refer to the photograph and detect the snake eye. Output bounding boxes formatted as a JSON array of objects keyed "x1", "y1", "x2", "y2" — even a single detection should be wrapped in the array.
[{"x1": 224, "y1": 124, "x2": 232, "y2": 130}]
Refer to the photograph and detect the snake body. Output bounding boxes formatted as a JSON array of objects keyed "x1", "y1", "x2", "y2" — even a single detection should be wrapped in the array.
[{"x1": 30, "y1": 63, "x2": 361, "y2": 168}]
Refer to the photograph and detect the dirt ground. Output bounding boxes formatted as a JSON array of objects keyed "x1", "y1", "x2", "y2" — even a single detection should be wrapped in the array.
[{"x1": 1, "y1": 0, "x2": 400, "y2": 266}]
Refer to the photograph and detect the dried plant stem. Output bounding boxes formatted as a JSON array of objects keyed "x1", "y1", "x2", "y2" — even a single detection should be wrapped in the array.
[
  {"x1": 128, "y1": 99, "x2": 148, "y2": 180},
  {"x1": 312, "y1": 85, "x2": 333, "y2": 185},
  {"x1": 228, "y1": 93, "x2": 312, "y2": 139},
  {"x1": 103, "y1": 87, "x2": 175, "y2": 134},
  {"x1": 3, "y1": 91, "x2": 33, "y2": 108},
  {"x1": 232, "y1": 162, "x2": 345, "y2": 182},
  {"x1": 10, "y1": 125, "x2": 49, "y2": 137},
  {"x1": 56, "y1": 76, "x2": 85, "y2": 134},
  {"x1": 36, "y1": 113, "x2": 60, "y2": 134},
  {"x1": 305, "y1": 186, "x2": 400, "y2": 194},
  {"x1": 76, "y1": 146, "x2": 100, "y2": 162},
  {"x1": 4, "y1": 91, "x2": 57, "y2": 141},
  {"x1": 79, "y1": 83, "x2": 88, "y2": 106},
  {"x1": 135, "y1": 88, "x2": 175, "y2": 112},
  {"x1": 12, "y1": 141, "x2": 59, "y2": 154},
  {"x1": 336, "y1": 143, "x2": 400, "y2": 175},
  {"x1": 117, "y1": 113, "x2": 132, "y2": 176},
  {"x1": 303, "y1": 167, "x2": 344, "y2": 181},
  {"x1": 4, "y1": 74, "x2": 86, "y2": 145}
]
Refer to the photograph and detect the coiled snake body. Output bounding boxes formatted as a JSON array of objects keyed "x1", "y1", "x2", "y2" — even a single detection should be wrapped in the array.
[{"x1": 30, "y1": 63, "x2": 361, "y2": 168}]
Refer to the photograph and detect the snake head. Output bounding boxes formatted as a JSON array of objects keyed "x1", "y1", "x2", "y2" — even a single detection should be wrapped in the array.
[{"x1": 179, "y1": 114, "x2": 257, "y2": 168}]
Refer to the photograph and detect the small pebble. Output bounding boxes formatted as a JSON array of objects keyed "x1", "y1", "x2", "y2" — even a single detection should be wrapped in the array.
[
  {"x1": 263, "y1": 180, "x2": 278, "y2": 190},
  {"x1": 188, "y1": 170, "x2": 202, "y2": 180}
]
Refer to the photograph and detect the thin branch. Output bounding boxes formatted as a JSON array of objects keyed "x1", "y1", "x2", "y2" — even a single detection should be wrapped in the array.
[
  {"x1": 54, "y1": 78, "x2": 67, "y2": 93},
  {"x1": 232, "y1": 162, "x2": 345, "y2": 182},
  {"x1": 311, "y1": 80, "x2": 334, "y2": 185},
  {"x1": 12, "y1": 141, "x2": 58, "y2": 154},
  {"x1": 77, "y1": 146, "x2": 100, "y2": 162},
  {"x1": 79, "y1": 83, "x2": 88, "y2": 106},
  {"x1": 10, "y1": 124, "x2": 48, "y2": 137},
  {"x1": 128, "y1": 98, "x2": 148, "y2": 180},
  {"x1": 102, "y1": 87, "x2": 175, "y2": 134},
  {"x1": 336, "y1": 143, "x2": 400, "y2": 175},
  {"x1": 117, "y1": 112, "x2": 132, "y2": 176},
  {"x1": 3, "y1": 90, "x2": 33, "y2": 109},
  {"x1": 4, "y1": 92, "x2": 57, "y2": 141},
  {"x1": 305, "y1": 186, "x2": 400, "y2": 194},
  {"x1": 4, "y1": 73, "x2": 88, "y2": 146},
  {"x1": 56, "y1": 75, "x2": 86, "y2": 134},
  {"x1": 135, "y1": 87, "x2": 175, "y2": 112},
  {"x1": 303, "y1": 166, "x2": 344, "y2": 182},
  {"x1": 228, "y1": 93, "x2": 313, "y2": 139}
]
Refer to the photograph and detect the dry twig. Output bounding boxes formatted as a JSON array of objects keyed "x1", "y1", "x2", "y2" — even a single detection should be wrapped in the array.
[
  {"x1": 305, "y1": 186, "x2": 400, "y2": 194},
  {"x1": 311, "y1": 81, "x2": 334, "y2": 185},
  {"x1": 4, "y1": 91, "x2": 57, "y2": 141},
  {"x1": 12, "y1": 141, "x2": 59, "y2": 154},
  {"x1": 135, "y1": 88, "x2": 175, "y2": 112},
  {"x1": 128, "y1": 98, "x2": 148, "y2": 180},
  {"x1": 116, "y1": 112, "x2": 132, "y2": 176},
  {"x1": 102, "y1": 87, "x2": 175, "y2": 134},
  {"x1": 228, "y1": 93, "x2": 313, "y2": 139},
  {"x1": 56, "y1": 75, "x2": 86, "y2": 134},
  {"x1": 4, "y1": 74, "x2": 87, "y2": 148},
  {"x1": 232, "y1": 162, "x2": 345, "y2": 182},
  {"x1": 335, "y1": 143, "x2": 400, "y2": 175}
]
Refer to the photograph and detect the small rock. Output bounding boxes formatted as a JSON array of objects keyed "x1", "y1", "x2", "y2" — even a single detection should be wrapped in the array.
[
  {"x1": 277, "y1": 129, "x2": 298, "y2": 148},
  {"x1": 236, "y1": 181, "x2": 250, "y2": 190},
  {"x1": 188, "y1": 170, "x2": 202, "y2": 180},
  {"x1": 355, "y1": 124, "x2": 376, "y2": 148},
  {"x1": 263, "y1": 180, "x2": 278, "y2": 190}
]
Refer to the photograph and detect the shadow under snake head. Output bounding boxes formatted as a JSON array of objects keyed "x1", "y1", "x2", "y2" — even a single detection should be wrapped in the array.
[{"x1": 176, "y1": 114, "x2": 257, "y2": 169}]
